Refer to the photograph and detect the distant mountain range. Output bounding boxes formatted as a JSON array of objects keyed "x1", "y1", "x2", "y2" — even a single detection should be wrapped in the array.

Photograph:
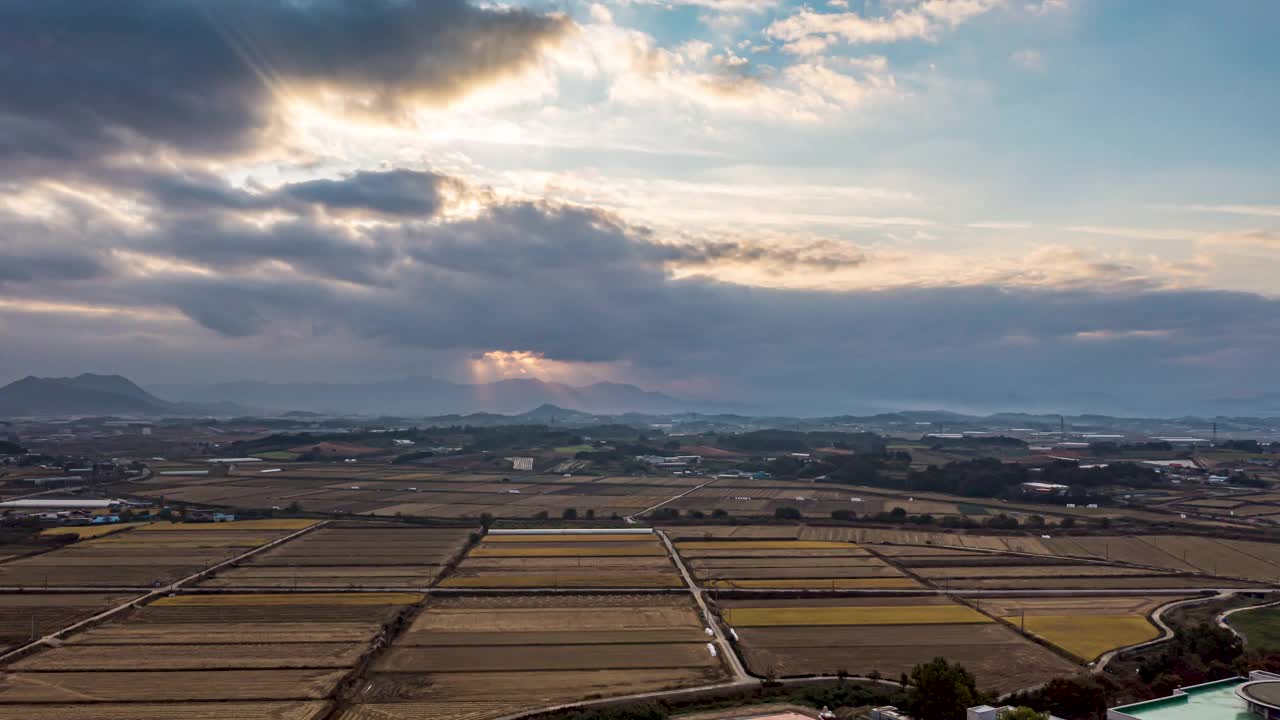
[
  {"x1": 0, "y1": 374, "x2": 175, "y2": 417},
  {"x1": 0, "y1": 373, "x2": 693, "y2": 418},
  {"x1": 149, "y1": 376, "x2": 689, "y2": 416}
]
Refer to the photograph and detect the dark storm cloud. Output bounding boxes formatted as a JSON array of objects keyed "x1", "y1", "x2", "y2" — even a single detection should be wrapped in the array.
[
  {"x1": 0, "y1": 0, "x2": 570, "y2": 175},
  {"x1": 277, "y1": 170, "x2": 459, "y2": 218},
  {"x1": 132, "y1": 168, "x2": 458, "y2": 218},
  {"x1": 2, "y1": 163, "x2": 1278, "y2": 415}
]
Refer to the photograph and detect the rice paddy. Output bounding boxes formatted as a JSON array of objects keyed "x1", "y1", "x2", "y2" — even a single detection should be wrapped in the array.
[{"x1": 723, "y1": 605, "x2": 993, "y2": 627}]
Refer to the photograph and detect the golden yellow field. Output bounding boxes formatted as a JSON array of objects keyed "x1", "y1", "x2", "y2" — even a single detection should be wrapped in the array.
[
  {"x1": 39, "y1": 522, "x2": 151, "y2": 539},
  {"x1": 483, "y1": 534, "x2": 656, "y2": 543},
  {"x1": 151, "y1": 592, "x2": 422, "y2": 607},
  {"x1": 468, "y1": 546, "x2": 667, "y2": 558},
  {"x1": 678, "y1": 541, "x2": 856, "y2": 550},
  {"x1": 1019, "y1": 615, "x2": 1158, "y2": 660},
  {"x1": 136, "y1": 519, "x2": 319, "y2": 531},
  {"x1": 709, "y1": 578, "x2": 921, "y2": 590},
  {"x1": 438, "y1": 574, "x2": 684, "y2": 588},
  {"x1": 724, "y1": 605, "x2": 992, "y2": 627}
]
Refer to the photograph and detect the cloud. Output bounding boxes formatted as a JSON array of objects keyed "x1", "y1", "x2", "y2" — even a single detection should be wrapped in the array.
[
  {"x1": 767, "y1": 0, "x2": 1002, "y2": 54},
  {"x1": 0, "y1": 0, "x2": 570, "y2": 177},
  {"x1": 1011, "y1": 48, "x2": 1046, "y2": 72},
  {"x1": 1163, "y1": 204, "x2": 1280, "y2": 218},
  {"x1": 1064, "y1": 225, "x2": 1203, "y2": 241},
  {"x1": 5, "y1": 161, "x2": 1280, "y2": 414}
]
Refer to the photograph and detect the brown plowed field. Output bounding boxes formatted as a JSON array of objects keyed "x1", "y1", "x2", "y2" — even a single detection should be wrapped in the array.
[
  {"x1": 739, "y1": 635, "x2": 1076, "y2": 693},
  {"x1": 0, "y1": 669, "x2": 346, "y2": 702},
  {"x1": 700, "y1": 566, "x2": 904, "y2": 580},
  {"x1": 0, "y1": 593, "x2": 138, "y2": 652},
  {"x1": 375, "y1": 643, "x2": 717, "y2": 672},
  {"x1": 407, "y1": 605, "x2": 700, "y2": 633},
  {"x1": 944, "y1": 576, "x2": 1254, "y2": 590},
  {"x1": 397, "y1": 629, "x2": 708, "y2": 646},
  {"x1": 66, "y1": 622, "x2": 380, "y2": 645},
  {"x1": 10, "y1": 642, "x2": 363, "y2": 670},
  {"x1": 913, "y1": 565, "x2": 1166, "y2": 579},
  {"x1": 0, "y1": 701, "x2": 332, "y2": 720},
  {"x1": 357, "y1": 668, "x2": 722, "y2": 706}
]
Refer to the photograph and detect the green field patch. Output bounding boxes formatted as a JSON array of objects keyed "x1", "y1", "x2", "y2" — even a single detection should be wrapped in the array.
[
  {"x1": 1230, "y1": 605, "x2": 1280, "y2": 651},
  {"x1": 957, "y1": 503, "x2": 990, "y2": 516}
]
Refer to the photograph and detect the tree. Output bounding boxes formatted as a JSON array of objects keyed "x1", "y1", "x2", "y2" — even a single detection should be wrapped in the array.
[
  {"x1": 711, "y1": 509, "x2": 729, "y2": 519},
  {"x1": 906, "y1": 658, "x2": 984, "y2": 720},
  {"x1": 774, "y1": 506, "x2": 802, "y2": 520},
  {"x1": 1058, "y1": 516, "x2": 1075, "y2": 529},
  {"x1": 562, "y1": 508, "x2": 578, "y2": 520},
  {"x1": 997, "y1": 708, "x2": 1048, "y2": 720}
]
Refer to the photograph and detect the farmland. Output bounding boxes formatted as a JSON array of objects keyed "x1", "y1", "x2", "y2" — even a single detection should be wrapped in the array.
[
  {"x1": 976, "y1": 595, "x2": 1176, "y2": 661},
  {"x1": 203, "y1": 522, "x2": 475, "y2": 588},
  {"x1": 346, "y1": 593, "x2": 727, "y2": 720},
  {"x1": 439, "y1": 531, "x2": 685, "y2": 588},
  {"x1": 1226, "y1": 605, "x2": 1280, "y2": 651},
  {"x1": 0, "y1": 593, "x2": 139, "y2": 653},
  {"x1": 0, "y1": 520, "x2": 312, "y2": 588},
  {"x1": 716, "y1": 595, "x2": 1078, "y2": 693},
  {"x1": 675, "y1": 538, "x2": 920, "y2": 590},
  {"x1": 0, "y1": 590, "x2": 420, "y2": 716}
]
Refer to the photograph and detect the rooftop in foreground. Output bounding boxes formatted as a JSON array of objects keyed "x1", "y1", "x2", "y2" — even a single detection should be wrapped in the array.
[{"x1": 1107, "y1": 673, "x2": 1280, "y2": 720}]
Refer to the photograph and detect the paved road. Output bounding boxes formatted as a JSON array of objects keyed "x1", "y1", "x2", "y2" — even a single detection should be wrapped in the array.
[
  {"x1": 0, "y1": 520, "x2": 328, "y2": 664},
  {"x1": 1218, "y1": 595, "x2": 1280, "y2": 641},
  {"x1": 1092, "y1": 592, "x2": 1232, "y2": 673},
  {"x1": 657, "y1": 529, "x2": 749, "y2": 682}
]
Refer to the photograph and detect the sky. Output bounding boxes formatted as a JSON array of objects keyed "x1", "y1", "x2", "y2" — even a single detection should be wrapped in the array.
[{"x1": 0, "y1": 0, "x2": 1277, "y2": 416}]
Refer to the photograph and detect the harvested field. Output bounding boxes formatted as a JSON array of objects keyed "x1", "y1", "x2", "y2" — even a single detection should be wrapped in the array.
[
  {"x1": 397, "y1": 629, "x2": 708, "y2": 646},
  {"x1": 913, "y1": 565, "x2": 1166, "y2": 579},
  {"x1": 66, "y1": 622, "x2": 380, "y2": 645},
  {"x1": 10, "y1": 642, "x2": 364, "y2": 670},
  {"x1": 740, "y1": 632, "x2": 1075, "y2": 694},
  {"x1": 462, "y1": 556, "x2": 673, "y2": 570},
  {"x1": 678, "y1": 541, "x2": 855, "y2": 550},
  {"x1": 723, "y1": 605, "x2": 991, "y2": 627},
  {"x1": 353, "y1": 592, "x2": 727, "y2": 720},
  {"x1": 467, "y1": 544, "x2": 667, "y2": 557},
  {"x1": 375, "y1": 643, "x2": 717, "y2": 672},
  {"x1": 483, "y1": 533, "x2": 655, "y2": 542},
  {"x1": 0, "y1": 701, "x2": 332, "y2": 720},
  {"x1": 348, "y1": 668, "x2": 722, "y2": 720},
  {"x1": 151, "y1": 592, "x2": 422, "y2": 606},
  {"x1": 697, "y1": 566, "x2": 903, "y2": 579},
  {"x1": 690, "y1": 557, "x2": 885, "y2": 569},
  {"x1": 1019, "y1": 615, "x2": 1159, "y2": 660},
  {"x1": 38, "y1": 522, "x2": 150, "y2": 539},
  {"x1": 0, "y1": 593, "x2": 138, "y2": 652},
  {"x1": 204, "y1": 566, "x2": 442, "y2": 588},
  {"x1": 975, "y1": 595, "x2": 1192, "y2": 618},
  {"x1": 723, "y1": 597, "x2": 1077, "y2": 693},
  {"x1": 0, "y1": 669, "x2": 346, "y2": 702},
  {"x1": 135, "y1": 519, "x2": 319, "y2": 531},
  {"x1": 438, "y1": 573, "x2": 683, "y2": 588},
  {"x1": 707, "y1": 578, "x2": 921, "y2": 589},
  {"x1": 448, "y1": 533, "x2": 681, "y2": 588},
  {"x1": 938, "y1": 576, "x2": 1247, "y2": 590},
  {"x1": 407, "y1": 604, "x2": 700, "y2": 633}
]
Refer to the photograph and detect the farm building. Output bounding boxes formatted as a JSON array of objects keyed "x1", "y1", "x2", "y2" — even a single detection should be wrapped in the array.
[{"x1": 1021, "y1": 481, "x2": 1070, "y2": 495}]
